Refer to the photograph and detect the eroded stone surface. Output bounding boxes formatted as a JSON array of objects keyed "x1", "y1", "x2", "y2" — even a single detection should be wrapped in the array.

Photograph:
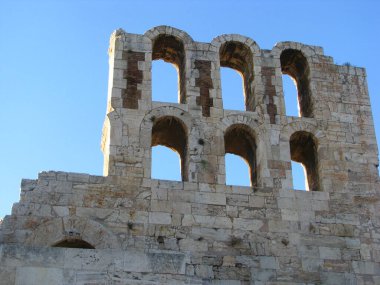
[{"x1": 0, "y1": 25, "x2": 379, "y2": 284}]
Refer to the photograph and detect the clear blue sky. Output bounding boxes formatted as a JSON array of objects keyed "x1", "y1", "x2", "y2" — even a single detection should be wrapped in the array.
[{"x1": 0, "y1": 0, "x2": 379, "y2": 218}]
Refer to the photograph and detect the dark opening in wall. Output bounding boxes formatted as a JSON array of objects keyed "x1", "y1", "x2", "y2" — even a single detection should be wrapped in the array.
[
  {"x1": 152, "y1": 35, "x2": 186, "y2": 103},
  {"x1": 224, "y1": 124, "x2": 256, "y2": 186},
  {"x1": 219, "y1": 41, "x2": 254, "y2": 111},
  {"x1": 151, "y1": 116, "x2": 188, "y2": 181},
  {"x1": 280, "y1": 49, "x2": 313, "y2": 117},
  {"x1": 53, "y1": 239, "x2": 95, "y2": 249},
  {"x1": 290, "y1": 131, "x2": 320, "y2": 191}
]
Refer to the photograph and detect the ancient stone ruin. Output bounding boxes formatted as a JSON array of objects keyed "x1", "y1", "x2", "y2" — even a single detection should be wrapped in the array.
[{"x1": 0, "y1": 26, "x2": 379, "y2": 284}]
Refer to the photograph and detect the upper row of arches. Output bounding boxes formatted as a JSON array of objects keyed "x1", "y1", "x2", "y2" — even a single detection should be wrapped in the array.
[{"x1": 135, "y1": 26, "x2": 324, "y2": 118}]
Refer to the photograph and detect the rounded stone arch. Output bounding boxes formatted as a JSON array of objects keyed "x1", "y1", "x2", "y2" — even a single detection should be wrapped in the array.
[
  {"x1": 220, "y1": 113, "x2": 263, "y2": 133},
  {"x1": 223, "y1": 123, "x2": 257, "y2": 187},
  {"x1": 280, "y1": 120, "x2": 326, "y2": 143},
  {"x1": 218, "y1": 114, "x2": 265, "y2": 187},
  {"x1": 145, "y1": 26, "x2": 192, "y2": 104},
  {"x1": 220, "y1": 114, "x2": 266, "y2": 155},
  {"x1": 25, "y1": 217, "x2": 121, "y2": 249},
  {"x1": 144, "y1": 25, "x2": 194, "y2": 45},
  {"x1": 281, "y1": 120, "x2": 326, "y2": 191},
  {"x1": 211, "y1": 34, "x2": 260, "y2": 55},
  {"x1": 140, "y1": 106, "x2": 194, "y2": 181},
  {"x1": 212, "y1": 34, "x2": 261, "y2": 112},
  {"x1": 272, "y1": 42, "x2": 317, "y2": 118},
  {"x1": 272, "y1": 41, "x2": 319, "y2": 60},
  {"x1": 140, "y1": 106, "x2": 193, "y2": 147}
]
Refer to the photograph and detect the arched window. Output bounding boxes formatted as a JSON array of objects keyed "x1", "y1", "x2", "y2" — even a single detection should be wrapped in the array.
[
  {"x1": 280, "y1": 49, "x2": 313, "y2": 117},
  {"x1": 152, "y1": 35, "x2": 186, "y2": 103},
  {"x1": 290, "y1": 131, "x2": 320, "y2": 191},
  {"x1": 53, "y1": 239, "x2": 95, "y2": 249},
  {"x1": 151, "y1": 116, "x2": 188, "y2": 181},
  {"x1": 219, "y1": 41, "x2": 254, "y2": 111},
  {"x1": 224, "y1": 124, "x2": 256, "y2": 186}
]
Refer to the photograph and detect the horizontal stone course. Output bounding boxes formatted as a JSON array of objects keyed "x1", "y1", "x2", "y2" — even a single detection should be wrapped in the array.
[{"x1": 1, "y1": 25, "x2": 380, "y2": 284}]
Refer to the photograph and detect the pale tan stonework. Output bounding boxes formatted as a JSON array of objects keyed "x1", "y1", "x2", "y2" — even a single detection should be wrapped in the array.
[{"x1": 0, "y1": 26, "x2": 379, "y2": 284}]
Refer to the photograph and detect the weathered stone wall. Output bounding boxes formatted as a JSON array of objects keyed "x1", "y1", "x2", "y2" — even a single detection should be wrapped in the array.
[
  {"x1": 0, "y1": 26, "x2": 379, "y2": 284},
  {"x1": 1, "y1": 171, "x2": 379, "y2": 284}
]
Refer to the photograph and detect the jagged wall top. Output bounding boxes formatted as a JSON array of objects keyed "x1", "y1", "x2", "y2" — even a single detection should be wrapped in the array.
[
  {"x1": 0, "y1": 26, "x2": 379, "y2": 285},
  {"x1": 101, "y1": 25, "x2": 377, "y2": 192}
]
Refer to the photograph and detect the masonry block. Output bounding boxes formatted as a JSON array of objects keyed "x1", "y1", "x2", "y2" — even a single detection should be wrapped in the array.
[{"x1": 0, "y1": 25, "x2": 379, "y2": 284}]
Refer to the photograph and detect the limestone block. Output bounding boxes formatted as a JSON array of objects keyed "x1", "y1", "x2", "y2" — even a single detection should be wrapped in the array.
[
  {"x1": 268, "y1": 220, "x2": 296, "y2": 233},
  {"x1": 277, "y1": 197, "x2": 296, "y2": 209},
  {"x1": 150, "y1": 200, "x2": 173, "y2": 212},
  {"x1": 213, "y1": 265, "x2": 251, "y2": 280},
  {"x1": 182, "y1": 214, "x2": 195, "y2": 226},
  {"x1": 233, "y1": 218, "x2": 263, "y2": 231},
  {"x1": 298, "y1": 245, "x2": 319, "y2": 258},
  {"x1": 235, "y1": 255, "x2": 260, "y2": 268},
  {"x1": 38, "y1": 171, "x2": 57, "y2": 180},
  {"x1": 25, "y1": 219, "x2": 64, "y2": 248},
  {"x1": 301, "y1": 258, "x2": 322, "y2": 272},
  {"x1": 210, "y1": 280, "x2": 241, "y2": 285},
  {"x1": 226, "y1": 194, "x2": 249, "y2": 207},
  {"x1": 178, "y1": 238, "x2": 208, "y2": 252},
  {"x1": 226, "y1": 205, "x2": 238, "y2": 218},
  {"x1": 149, "y1": 212, "x2": 172, "y2": 225},
  {"x1": 191, "y1": 203, "x2": 226, "y2": 216},
  {"x1": 195, "y1": 192, "x2": 226, "y2": 205},
  {"x1": 352, "y1": 261, "x2": 380, "y2": 275},
  {"x1": 151, "y1": 188, "x2": 168, "y2": 200},
  {"x1": 281, "y1": 209, "x2": 299, "y2": 221},
  {"x1": 319, "y1": 247, "x2": 341, "y2": 260},
  {"x1": 168, "y1": 190, "x2": 195, "y2": 203},
  {"x1": 147, "y1": 251, "x2": 187, "y2": 274},
  {"x1": 48, "y1": 181, "x2": 73, "y2": 193},
  {"x1": 250, "y1": 268, "x2": 276, "y2": 283},
  {"x1": 0, "y1": 266, "x2": 15, "y2": 285},
  {"x1": 195, "y1": 264, "x2": 214, "y2": 278},
  {"x1": 52, "y1": 206, "x2": 70, "y2": 217},
  {"x1": 1, "y1": 26, "x2": 380, "y2": 285},
  {"x1": 172, "y1": 202, "x2": 192, "y2": 214},
  {"x1": 237, "y1": 207, "x2": 263, "y2": 219},
  {"x1": 20, "y1": 179, "x2": 37, "y2": 192},
  {"x1": 191, "y1": 227, "x2": 231, "y2": 242},
  {"x1": 320, "y1": 271, "x2": 352, "y2": 285},
  {"x1": 64, "y1": 248, "x2": 123, "y2": 271},
  {"x1": 67, "y1": 173, "x2": 90, "y2": 183},
  {"x1": 259, "y1": 256, "x2": 279, "y2": 269},
  {"x1": 311, "y1": 199, "x2": 329, "y2": 211},
  {"x1": 248, "y1": 196, "x2": 265, "y2": 207},
  {"x1": 73, "y1": 271, "x2": 109, "y2": 285},
  {"x1": 193, "y1": 215, "x2": 232, "y2": 229},
  {"x1": 15, "y1": 267, "x2": 63, "y2": 285},
  {"x1": 299, "y1": 211, "x2": 315, "y2": 221}
]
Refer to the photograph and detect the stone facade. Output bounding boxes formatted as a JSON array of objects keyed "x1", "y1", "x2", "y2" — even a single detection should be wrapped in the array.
[{"x1": 0, "y1": 26, "x2": 379, "y2": 284}]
